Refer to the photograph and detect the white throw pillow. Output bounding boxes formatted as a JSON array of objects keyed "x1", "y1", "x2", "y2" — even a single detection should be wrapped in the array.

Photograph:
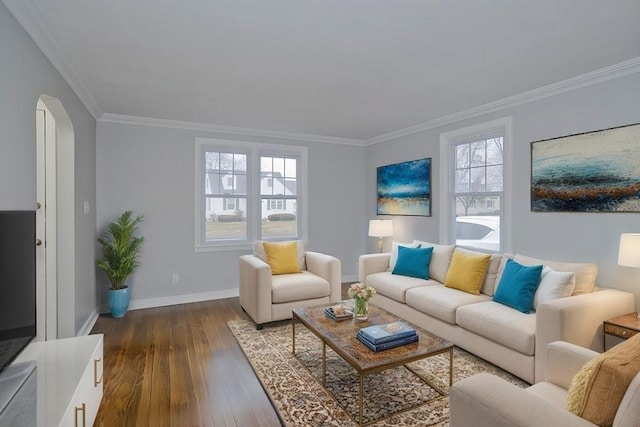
[
  {"x1": 494, "y1": 254, "x2": 514, "y2": 294},
  {"x1": 514, "y1": 254, "x2": 596, "y2": 295},
  {"x1": 413, "y1": 240, "x2": 455, "y2": 283},
  {"x1": 389, "y1": 241, "x2": 420, "y2": 271},
  {"x1": 533, "y1": 266, "x2": 575, "y2": 310}
]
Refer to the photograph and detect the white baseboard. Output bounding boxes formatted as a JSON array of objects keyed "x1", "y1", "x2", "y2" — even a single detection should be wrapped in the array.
[
  {"x1": 77, "y1": 307, "x2": 100, "y2": 336},
  {"x1": 98, "y1": 277, "x2": 357, "y2": 315},
  {"x1": 99, "y1": 288, "x2": 240, "y2": 314}
]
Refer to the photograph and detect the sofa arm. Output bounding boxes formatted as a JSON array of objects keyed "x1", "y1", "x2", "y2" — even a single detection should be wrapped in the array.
[
  {"x1": 545, "y1": 341, "x2": 599, "y2": 389},
  {"x1": 306, "y1": 251, "x2": 342, "y2": 303},
  {"x1": 450, "y1": 373, "x2": 597, "y2": 427},
  {"x1": 358, "y1": 253, "x2": 391, "y2": 283},
  {"x1": 239, "y1": 255, "x2": 273, "y2": 325},
  {"x1": 535, "y1": 288, "x2": 634, "y2": 383}
]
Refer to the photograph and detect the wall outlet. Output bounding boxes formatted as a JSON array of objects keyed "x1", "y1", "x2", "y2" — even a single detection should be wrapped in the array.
[{"x1": 172, "y1": 273, "x2": 180, "y2": 285}]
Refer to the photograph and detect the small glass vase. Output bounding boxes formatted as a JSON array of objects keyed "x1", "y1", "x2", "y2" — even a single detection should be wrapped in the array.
[{"x1": 353, "y1": 298, "x2": 369, "y2": 321}]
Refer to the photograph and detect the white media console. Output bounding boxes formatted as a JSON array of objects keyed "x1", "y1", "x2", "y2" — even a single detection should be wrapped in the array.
[{"x1": 1, "y1": 334, "x2": 103, "y2": 427}]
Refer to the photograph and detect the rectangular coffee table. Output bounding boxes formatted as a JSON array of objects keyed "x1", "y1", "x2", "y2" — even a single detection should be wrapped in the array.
[{"x1": 292, "y1": 303, "x2": 453, "y2": 426}]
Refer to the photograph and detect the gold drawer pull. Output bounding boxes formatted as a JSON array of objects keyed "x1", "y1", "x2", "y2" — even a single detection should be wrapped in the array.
[
  {"x1": 622, "y1": 330, "x2": 628, "y2": 336},
  {"x1": 94, "y1": 357, "x2": 103, "y2": 386},
  {"x1": 75, "y1": 403, "x2": 86, "y2": 427}
]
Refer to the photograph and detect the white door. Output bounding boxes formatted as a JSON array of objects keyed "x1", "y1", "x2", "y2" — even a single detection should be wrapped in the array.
[{"x1": 35, "y1": 100, "x2": 58, "y2": 341}]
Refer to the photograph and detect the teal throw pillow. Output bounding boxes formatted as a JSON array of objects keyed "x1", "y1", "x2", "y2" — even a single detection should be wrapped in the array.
[
  {"x1": 392, "y1": 246, "x2": 434, "y2": 279},
  {"x1": 493, "y1": 259, "x2": 543, "y2": 314}
]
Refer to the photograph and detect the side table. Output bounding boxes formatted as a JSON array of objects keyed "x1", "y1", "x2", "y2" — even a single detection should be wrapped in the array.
[{"x1": 603, "y1": 312, "x2": 640, "y2": 351}]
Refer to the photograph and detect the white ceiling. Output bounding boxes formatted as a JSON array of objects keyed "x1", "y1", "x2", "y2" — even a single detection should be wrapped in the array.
[{"x1": 4, "y1": 0, "x2": 640, "y2": 144}]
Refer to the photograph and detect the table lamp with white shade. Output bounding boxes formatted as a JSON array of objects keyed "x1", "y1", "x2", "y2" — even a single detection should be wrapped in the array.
[
  {"x1": 618, "y1": 233, "x2": 640, "y2": 319},
  {"x1": 369, "y1": 220, "x2": 393, "y2": 253}
]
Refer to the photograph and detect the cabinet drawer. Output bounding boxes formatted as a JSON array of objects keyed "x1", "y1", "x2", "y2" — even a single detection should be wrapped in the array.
[
  {"x1": 59, "y1": 336, "x2": 103, "y2": 427},
  {"x1": 604, "y1": 323, "x2": 638, "y2": 339}
]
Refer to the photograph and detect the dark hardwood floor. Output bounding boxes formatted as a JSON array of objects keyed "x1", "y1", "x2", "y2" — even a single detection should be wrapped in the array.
[
  {"x1": 91, "y1": 298, "x2": 282, "y2": 427},
  {"x1": 91, "y1": 285, "x2": 350, "y2": 427}
]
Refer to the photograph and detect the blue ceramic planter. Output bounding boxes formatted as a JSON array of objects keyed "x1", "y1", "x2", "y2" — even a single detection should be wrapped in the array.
[{"x1": 108, "y1": 287, "x2": 130, "y2": 318}]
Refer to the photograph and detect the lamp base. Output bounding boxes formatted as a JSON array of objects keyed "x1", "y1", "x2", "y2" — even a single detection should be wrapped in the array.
[{"x1": 377, "y1": 238, "x2": 384, "y2": 253}]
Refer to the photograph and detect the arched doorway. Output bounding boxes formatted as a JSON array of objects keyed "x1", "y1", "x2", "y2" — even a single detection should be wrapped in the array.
[{"x1": 36, "y1": 95, "x2": 75, "y2": 340}]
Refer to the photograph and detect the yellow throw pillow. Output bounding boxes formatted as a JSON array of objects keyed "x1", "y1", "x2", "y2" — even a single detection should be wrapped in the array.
[
  {"x1": 444, "y1": 250, "x2": 491, "y2": 295},
  {"x1": 263, "y1": 241, "x2": 302, "y2": 275},
  {"x1": 566, "y1": 334, "x2": 640, "y2": 426}
]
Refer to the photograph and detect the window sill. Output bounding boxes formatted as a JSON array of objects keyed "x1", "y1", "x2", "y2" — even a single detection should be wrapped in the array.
[{"x1": 194, "y1": 243, "x2": 253, "y2": 253}]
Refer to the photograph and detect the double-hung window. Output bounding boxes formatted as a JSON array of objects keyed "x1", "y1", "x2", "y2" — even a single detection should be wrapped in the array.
[
  {"x1": 260, "y1": 155, "x2": 299, "y2": 239},
  {"x1": 195, "y1": 138, "x2": 307, "y2": 250},
  {"x1": 204, "y1": 151, "x2": 248, "y2": 239},
  {"x1": 440, "y1": 118, "x2": 511, "y2": 252}
]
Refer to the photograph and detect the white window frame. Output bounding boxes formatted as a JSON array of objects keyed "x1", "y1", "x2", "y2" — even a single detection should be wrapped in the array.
[
  {"x1": 439, "y1": 117, "x2": 512, "y2": 252},
  {"x1": 194, "y1": 138, "x2": 308, "y2": 251}
]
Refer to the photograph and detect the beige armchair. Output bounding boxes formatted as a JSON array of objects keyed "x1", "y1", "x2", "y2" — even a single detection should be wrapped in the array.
[
  {"x1": 450, "y1": 340, "x2": 640, "y2": 427},
  {"x1": 239, "y1": 243, "x2": 341, "y2": 329}
]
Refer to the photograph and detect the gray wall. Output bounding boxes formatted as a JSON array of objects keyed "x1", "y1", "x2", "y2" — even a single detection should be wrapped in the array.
[
  {"x1": 96, "y1": 122, "x2": 366, "y2": 306},
  {"x1": 366, "y1": 72, "x2": 640, "y2": 303},
  {"x1": 0, "y1": 2, "x2": 97, "y2": 336}
]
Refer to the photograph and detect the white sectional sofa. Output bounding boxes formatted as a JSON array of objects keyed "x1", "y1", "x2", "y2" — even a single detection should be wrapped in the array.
[{"x1": 358, "y1": 241, "x2": 635, "y2": 384}]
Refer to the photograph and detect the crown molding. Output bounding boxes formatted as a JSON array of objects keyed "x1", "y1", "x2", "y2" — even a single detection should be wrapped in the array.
[
  {"x1": 3, "y1": 0, "x2": 102, "y2": 119},
  {"x1": 98, "y1": 113, "x2": 366, "y2": 146},
  {"x1": 365, "y1": 57, "x2": 640, "y2": 146}
]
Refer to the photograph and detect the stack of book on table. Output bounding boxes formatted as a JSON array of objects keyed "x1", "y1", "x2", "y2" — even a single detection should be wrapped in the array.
[{"x1": 357, "y1": 321, "x2": 418, "y2": 352}]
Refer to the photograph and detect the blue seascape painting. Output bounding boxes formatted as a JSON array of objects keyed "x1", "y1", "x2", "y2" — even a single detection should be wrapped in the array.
[
  {"x1": 531, "y1": 123, "x2": 640, "y2": 212},
  {"x1": 377, "y1": 158, "x2": 431, "y2": 216}
]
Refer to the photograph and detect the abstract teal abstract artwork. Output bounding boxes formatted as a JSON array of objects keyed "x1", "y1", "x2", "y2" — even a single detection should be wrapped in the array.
[
  {"x1": 377, "y1": 158, "x2": 431, "y2": 216},
  {"x1": 531, "y1": 123, "x2": 640, "y2": 212}
]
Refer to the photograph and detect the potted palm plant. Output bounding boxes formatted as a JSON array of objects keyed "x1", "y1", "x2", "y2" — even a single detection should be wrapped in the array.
[{"x1": 97, "y1": 210, "x2": 144, "y2": 318}]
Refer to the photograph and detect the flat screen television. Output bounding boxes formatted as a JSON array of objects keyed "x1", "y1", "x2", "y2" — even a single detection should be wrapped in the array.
[{"x1": 0, "y1": 211, "x2": 36, "y2": 375}]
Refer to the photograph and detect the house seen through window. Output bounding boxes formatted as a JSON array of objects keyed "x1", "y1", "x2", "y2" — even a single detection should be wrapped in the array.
[
  {"x1": 195, "y1": 138, "x2": 307, "y2": 249},
  {"x1": 260, "y1": 156, "x2": 298, "y2": 240}
]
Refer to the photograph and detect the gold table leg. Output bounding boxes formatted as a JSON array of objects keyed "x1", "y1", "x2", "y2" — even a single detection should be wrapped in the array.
[
  {"x1": 322, "y1": 342, "x2": 327, "y2": 385},
  {"x1": 449, "y1": 346, "x2": 453, "y2": 386},
  {"x1": 292, "y1": 316, "x2": 296, "y2": 355}
]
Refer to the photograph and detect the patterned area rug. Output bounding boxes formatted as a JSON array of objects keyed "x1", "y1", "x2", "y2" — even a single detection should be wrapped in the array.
[{"x1": 228, "y1": 320, "x2": 527, "y2": 426}]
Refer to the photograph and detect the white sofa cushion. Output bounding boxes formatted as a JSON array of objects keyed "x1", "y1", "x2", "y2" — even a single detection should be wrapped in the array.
[
  {"x1": 457, "y1": 301, "x2": 536, "y2": 355},
  {"x1": 494, "y1": 253, "x2": 514, "y2": 292},
  {"x1": 406, "y1": 285, "x2": 491, "y2": 325},
  {"x1": 514, "y1": 254, "x2": 597, "y2": 296},
  {"x1": 271, "y1": 271, "x2": 329, "y2": 303},
  {"x1": 412, "y1": 240, "x2": 455, "y2": 283},
  {"x1": 533, "y1": 266, "x2": 575, "y2": 310},
  {"x1": 527, "y1": 382, "x2": 569, "y2": 407},
  {"x1": 367, "y1": 271, "x2": 435, "y2": 303}
]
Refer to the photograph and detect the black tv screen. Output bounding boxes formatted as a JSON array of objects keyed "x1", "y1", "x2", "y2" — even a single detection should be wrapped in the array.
[{"x1": 0, "y1": 211, "x2": 36, "y2": 375}]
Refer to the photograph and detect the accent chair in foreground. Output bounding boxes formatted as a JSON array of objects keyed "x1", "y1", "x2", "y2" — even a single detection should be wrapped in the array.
[{"x1": 450, "y1": 337, "x2": 640, "y2": 427}]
